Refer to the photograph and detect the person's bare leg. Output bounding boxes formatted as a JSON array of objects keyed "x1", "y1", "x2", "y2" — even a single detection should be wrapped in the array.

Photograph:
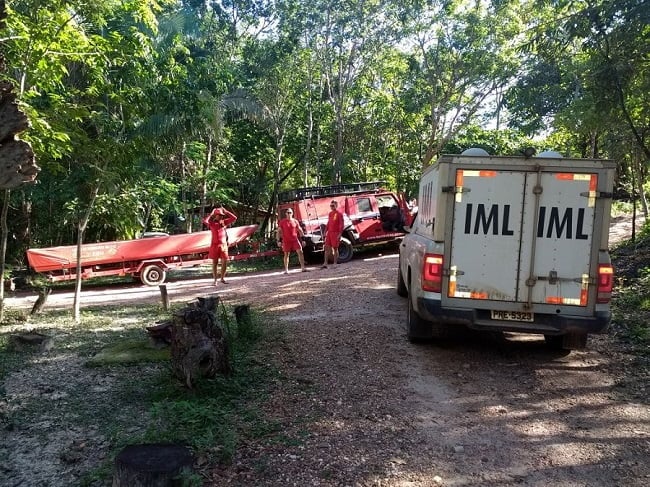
[
  {"x1": 332, "y1": 247, "x2": 339, "y2": 267},
  {"x1": 212, "y1": 260, "x2": 218, "y2": 285},
  {"x1": 298, "y1": 249, "x2": 306, "y2": 271},
  {"x1": 322, "y1": 245, "x2": 329, "y2": 268},
  {"x1": 220, "y1": 257, "x2": 228, "y2": 283},
  {"x1": 283, "y1": 252, "x2": 290, "y2": 273}
]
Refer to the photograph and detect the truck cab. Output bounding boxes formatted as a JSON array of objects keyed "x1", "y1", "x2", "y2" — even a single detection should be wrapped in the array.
[{"x1": 278, "y1": 182, "x2": 413, "y2": 263}]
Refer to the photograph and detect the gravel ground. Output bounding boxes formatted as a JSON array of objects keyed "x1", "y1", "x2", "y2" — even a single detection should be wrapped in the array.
[{"x1": 1, "y1": 215, "x2": 649, "y2": 486}]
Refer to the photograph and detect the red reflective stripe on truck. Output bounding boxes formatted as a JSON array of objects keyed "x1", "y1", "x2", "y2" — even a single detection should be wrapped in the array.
[{"x1": 556, "y1": 173, "x2": 574, "y2": 180}]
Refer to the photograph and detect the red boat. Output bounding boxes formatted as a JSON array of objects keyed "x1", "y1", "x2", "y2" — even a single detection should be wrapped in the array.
[{"x1": 26, "y1": 225, "x2": 279, "y2": 285}]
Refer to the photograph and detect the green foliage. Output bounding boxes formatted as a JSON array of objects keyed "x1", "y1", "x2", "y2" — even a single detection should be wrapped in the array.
[
  {"x1": 611, "y1": 231, "x2": 650, "y2": 347},
  {"x1": 2, "y1": 0, "x2": 647, "y2": 258}
]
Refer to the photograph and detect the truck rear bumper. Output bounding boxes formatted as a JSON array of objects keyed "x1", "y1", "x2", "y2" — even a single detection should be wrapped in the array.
[{"x1": 417, "y1": 298, "x2": 611, "y2": 335}]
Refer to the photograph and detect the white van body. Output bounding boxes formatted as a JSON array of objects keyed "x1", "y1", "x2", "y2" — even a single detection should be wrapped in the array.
[{"x1": 398, "y1": 152, "x2": 616, "y2": 349}]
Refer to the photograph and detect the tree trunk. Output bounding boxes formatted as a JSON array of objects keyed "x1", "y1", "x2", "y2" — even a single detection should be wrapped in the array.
[
  {"x1": 0, "y1": 79, "x2": 39, "y2": 321},
  {"x1": 73, "y1": 183, "x2": 100, "y2": 323},
  {"x1": 170, "y1": 295, "x2": 231, "y2": 388}
]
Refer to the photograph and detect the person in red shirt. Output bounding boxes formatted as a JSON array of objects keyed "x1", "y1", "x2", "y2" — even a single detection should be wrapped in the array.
[
  {"x1": 322, "y1": 200, "x2": 344, "y2": 269},
  {"x1": 277, "y1": 208, "x2": 308, "y2": 274},
  {"x1": 203, "y1": 207, "x2": 237, "y2": 285}
]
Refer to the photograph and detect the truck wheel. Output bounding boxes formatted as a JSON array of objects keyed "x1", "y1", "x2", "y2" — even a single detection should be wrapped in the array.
[
  {"x1": 140, "y1": 264, "x2": 166, "y2": 286},
  {"x1": 337, "y1": 238, "x2": 353, "y2": 263},
  {"x1": 545, "y1": 333, "x2": 588, "y2": 351},
  {"x1": 407, "y1": 293, "x2": 433, "y2": 342},
  {"x1": 396, "y1": 259, "x2": 407, "y2": 297},
  {"x1": 303, "y1": 249, "x2": 321, "y2": 264}
]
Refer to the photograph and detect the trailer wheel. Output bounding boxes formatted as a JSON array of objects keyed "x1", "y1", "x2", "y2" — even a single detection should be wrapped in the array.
[
  {"x1": 337, "y1": 238, "x2": 353, "y2": 263},
  {"x1": 140, "y1": 264, "x2": 166, "y2": 286}
]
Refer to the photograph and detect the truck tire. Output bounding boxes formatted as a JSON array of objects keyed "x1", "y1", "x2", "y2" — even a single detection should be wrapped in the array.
[
  {"x1": 303, "y1": 249, "x2": 321, "y2": 264},
  {"x1": 545, "y1": 333, "x2": 588, "y2": 351},
  {"x1": 407, "y1": 291, "x2": 433, "y2": 342},
  {"x1": 396, "y1": 259, "x2": 407, "y2": 297},
  {"x1": 337, "y1": 238, "x2": 353, "y2": 263},
  {"x1": 140, "y1": 264, "x2": 166, "y2": 286}
]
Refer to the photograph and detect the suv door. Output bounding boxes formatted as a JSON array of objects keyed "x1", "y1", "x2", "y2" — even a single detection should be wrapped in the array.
[{"x1": 349, "y1": 196, "x2": 381, "y2": 242}]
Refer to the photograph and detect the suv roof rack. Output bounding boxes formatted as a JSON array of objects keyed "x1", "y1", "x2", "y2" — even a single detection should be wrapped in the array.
[{"x1": 278, "y1": 181, "x2": 388, "y2": 203}]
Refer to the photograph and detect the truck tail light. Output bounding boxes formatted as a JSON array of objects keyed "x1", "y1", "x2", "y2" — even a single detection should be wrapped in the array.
[
  {"x1": 422, "y1": 253, "x2": 443, "y2": 292},
  {"x1": 597, "y1": 264, "x2": 613, "y2": 303}
]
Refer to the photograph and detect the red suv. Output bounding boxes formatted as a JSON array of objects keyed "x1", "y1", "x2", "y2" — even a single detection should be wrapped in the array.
[{"x1": 277, "y1": 182, "x2": 414, "y2": 263}]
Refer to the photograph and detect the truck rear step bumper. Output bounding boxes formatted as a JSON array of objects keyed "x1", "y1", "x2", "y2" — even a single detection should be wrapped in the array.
[{"x1": 417, "y1": 298, "x2": 611, "y2": 335}]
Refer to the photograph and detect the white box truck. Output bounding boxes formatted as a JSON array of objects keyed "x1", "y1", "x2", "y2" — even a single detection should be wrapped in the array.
[{"x1": 397, "y1": 149, "x2": 615, "y2": 350}]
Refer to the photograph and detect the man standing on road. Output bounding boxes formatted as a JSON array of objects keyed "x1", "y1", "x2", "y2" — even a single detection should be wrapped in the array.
[
  {"x1": 322, "y1": 200, "x2": 344, "y2": 269},
  {"x1": 277, "y1": 208, "x2": 308, "y2": 274},
  {"x1": 203, "y1": 207, "x2": 237, "y2": 285}
]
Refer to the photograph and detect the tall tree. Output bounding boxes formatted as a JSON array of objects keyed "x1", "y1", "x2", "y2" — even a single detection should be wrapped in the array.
[{"x1": 405, "y1": 0, "x2": 522, "y2": 167}]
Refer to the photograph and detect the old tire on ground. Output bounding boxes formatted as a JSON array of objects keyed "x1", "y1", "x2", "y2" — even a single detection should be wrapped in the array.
[
  {"x1": 337, "y1": 238, "x2": 353, "y2": 263},
  {"x1": 140, "y1": 264, "x2": 167, "y2": 286},
  {"x1": 396, "y1": 258, "x2": 407, "y2": 297}
]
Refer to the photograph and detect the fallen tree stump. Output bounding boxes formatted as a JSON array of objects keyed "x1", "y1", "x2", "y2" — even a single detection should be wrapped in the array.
[
  {"x1": 170, "y1": 294, "x2": 231, "y2": 388},
  {"x1": 8, "y1": 331, "x2": 53, "y2": 352},
  {"x1": 112, "y1": 443, "x2": 194, "y2": 487},
  {"x1": 146, "y1": 320, "x2": 173, "y2": 346}
]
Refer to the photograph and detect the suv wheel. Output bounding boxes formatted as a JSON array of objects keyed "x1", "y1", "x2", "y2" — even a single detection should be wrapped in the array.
[{"x1": 337, "y1": 238, "x2": 353, "y2": 263}]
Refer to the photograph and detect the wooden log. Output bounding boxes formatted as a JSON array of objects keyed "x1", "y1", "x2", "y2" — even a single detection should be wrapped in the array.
[
  {"x1": 30, "y1": 287, "x2": 51, "y2": 315},
  {"x1": 234, "y1": 304, "x2": 251, "y2": 326},
  {"x1": 8, "y1": 331, "x2": 53, "y2": 352},
  {"x1": 146, "y1": 320, "x2": 173, "y2": 345},
  {"x1": 112, "y1": 443, "x2": 194, "y2": 487},
  {"x1": 159, "y1": 284, "x2": 170, "y2": 311}
]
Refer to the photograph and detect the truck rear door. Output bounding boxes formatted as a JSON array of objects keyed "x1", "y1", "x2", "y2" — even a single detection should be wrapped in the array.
[{"x1": 445, "y1": 168, "x2": 597, "y2": 311}]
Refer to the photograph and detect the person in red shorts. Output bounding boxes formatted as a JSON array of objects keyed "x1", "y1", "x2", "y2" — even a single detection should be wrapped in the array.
[
  {"x1": 277, "y1": 208, "x2": 308, "y2": 274},
  {"x1": 203, "y1": 207, "x2": 237, "y2": 285},
  {"x1": 322, "y1": 200, "x2": 344, "y2": 269}
]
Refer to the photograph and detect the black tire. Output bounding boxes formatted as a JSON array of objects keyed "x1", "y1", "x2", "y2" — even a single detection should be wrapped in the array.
[
  {"x1": 396, "y1": 259, "x2": 407, "y2": 297},
  {"x1": 545, "y1": 333, "x2": 588, "y2": 351},
  {"x1": 407, "y1": 292, "x2": 432, "y2": 342},
  {"x1": 303, "y1": 249, "x2": 321, "y2": 264},
  {"x1": 337, "y1": 238, "x2": 353, "y2": 263},
  {"x1": 140, "y1": 264, "x2": 166, "y2": 286}
]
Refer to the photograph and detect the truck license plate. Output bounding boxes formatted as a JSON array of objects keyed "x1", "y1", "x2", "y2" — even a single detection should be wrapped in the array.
[{"x1": 491, "y1": 310, "x2": 534, "y2": 322}]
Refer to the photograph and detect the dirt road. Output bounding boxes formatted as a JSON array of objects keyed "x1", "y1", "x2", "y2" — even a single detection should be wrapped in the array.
[{"x1": 2, "y1": 214, "x2": 649, "y2": 486}]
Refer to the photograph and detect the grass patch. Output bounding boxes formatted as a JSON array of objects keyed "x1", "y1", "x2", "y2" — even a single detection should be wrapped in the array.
[
  {"x1": 86, "y1": 338, "x2": 170, "y2": 366},
  {"x1": 1, "y1": 301, "x2": 286, "y2": 485},
  {"x1": 611, "y1": 228, "x2": 650, "y2": 348}
]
